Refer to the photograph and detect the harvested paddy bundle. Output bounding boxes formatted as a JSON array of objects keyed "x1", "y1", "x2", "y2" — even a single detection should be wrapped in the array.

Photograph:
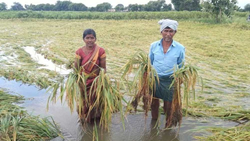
[
  {"x1": 121, "y1": 51, "x2": 158, "y2": 116},
  {"x1": 47, "y1": 67, "x2": 124, "y2": 130},
  {"x1": 122, "y1": 51, "x2": 201, "y2": 128},
  {"x1": 88, "y1": 69, "x2": 125, "y2": 130},
  {"x1": 169, "y1": 64, "x2": 201, "y2": 127}
]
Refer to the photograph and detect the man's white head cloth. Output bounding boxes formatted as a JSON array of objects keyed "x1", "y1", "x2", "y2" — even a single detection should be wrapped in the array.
[{"x1": 158, "y1": 19, "x2": 178, "y2": 32}]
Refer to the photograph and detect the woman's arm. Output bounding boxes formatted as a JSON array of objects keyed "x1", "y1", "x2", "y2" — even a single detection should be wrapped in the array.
[{"x1": 99, "y1": 57, "x2": 106, "y2": 73}]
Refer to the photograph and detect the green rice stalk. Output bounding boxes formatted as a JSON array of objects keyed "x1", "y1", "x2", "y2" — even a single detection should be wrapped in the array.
[
  {"x1": 121, "y1": 51, "x2": 202, "y2": 128},
  {"x1": 121, "y1": 50, "x2": 158, "y2": 116},
  {"x1": 47, "y1": 66, "x2": 125, "y2": 131},
  {"x1": 47, "y1": 66, "x2": 87, "y2": 117},
  {"x1": 93, "y1": 121, "x2": 99, "y2": 141},
  {"x1": 0, "y1": 90, "x2": 61, "y2": 141},
  {"x1": 169, "y1": 64, "x2": 202, "y2": 127},
  {"x1": 88, "y1": 69, "x2": 125, "y2": 130}
]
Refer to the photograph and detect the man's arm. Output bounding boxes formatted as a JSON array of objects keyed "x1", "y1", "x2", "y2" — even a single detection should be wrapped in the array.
[
  {"x1": 177, "y1": 47, "x2": 185, "y2": 68},
  {"x1": 149, "y1": 44, "x2": 154, "y2": 65}
]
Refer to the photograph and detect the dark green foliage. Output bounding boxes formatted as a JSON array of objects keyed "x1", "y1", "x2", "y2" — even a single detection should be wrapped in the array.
[
  {"x1": 172, "y1": 0, "x2": 201, "y2": 11},
  {"x1": 115, "y1": 4, "x2": 124, "y2": 12},
  {"x1": 68, "y1": 3, "x2": 88, "y2": 11},
  {"x1": 96, "y1": 2, "x2": 112, "y2": 12},
  {"x1": 244, "y1": 3, "x2": 250, "y2": 12},
  {"x1": 25, "y1": 4, "x2": 55, "y2": 11},
  {"x1": 144, "y1": 0, "x2": 166, "y2": 11},
  {"x1": 162, "y1": 4, "x2": 173, "y2": 11},
  {"x1": 0, "y1": 2, "x2": 7, "y2": 11},
  {"x1": 202, "y1": 0, "x2": 238, "y2": 22},
  {"x1": 10, "y1": 2, "x2": 25, "y2": 11},
  {"x1": 54, "y1": 1, "x2": 72, "y2": 11}
]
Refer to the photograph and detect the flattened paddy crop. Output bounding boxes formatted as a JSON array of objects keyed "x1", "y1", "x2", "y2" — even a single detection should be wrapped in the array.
[{"x1": 0, "y1": 19, "x2": 250, "y2": 140}]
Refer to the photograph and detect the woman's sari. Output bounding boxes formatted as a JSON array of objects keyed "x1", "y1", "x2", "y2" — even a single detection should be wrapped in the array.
[{"x1": 75, "y1": 44, "x2": 106, "y2": 122}]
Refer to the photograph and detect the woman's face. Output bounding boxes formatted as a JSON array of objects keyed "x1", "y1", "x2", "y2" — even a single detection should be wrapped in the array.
[{"x1": 83, "y1": 34, "x2": 96, "y2": 47}]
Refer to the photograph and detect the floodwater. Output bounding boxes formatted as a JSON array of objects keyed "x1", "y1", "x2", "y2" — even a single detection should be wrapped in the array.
[
  {"x1": 0, "y1": 77, "x2": 238, "y2": 141},
  {"x1": 23, "y1": 46, "x2": 71, "y2": 75},
  {"x1": 0, "y1": 46, "x2": 241, "y2": 140}
]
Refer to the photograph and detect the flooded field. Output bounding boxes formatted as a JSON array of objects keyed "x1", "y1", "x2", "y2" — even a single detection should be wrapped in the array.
[
  {"x1": 0, "y1": 77, "x2": 239, "y2": 141},
  {"x1": 0, "y1": 19, "x2": 250, "y2": 140}
]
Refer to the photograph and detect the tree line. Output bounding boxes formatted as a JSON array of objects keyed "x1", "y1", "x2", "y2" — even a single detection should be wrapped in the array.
[
  {"x1": 0, "y1": 0, "x2": 249, "y2": 23},
  {"x1": 0, "y1": 0, "x2": 248, "y2": 12},
  {"x1": 1, "y1": 1, "x2": 171, "y2": 12}
]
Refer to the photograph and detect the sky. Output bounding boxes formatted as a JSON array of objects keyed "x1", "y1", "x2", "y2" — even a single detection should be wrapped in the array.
[{"x1": 0, "y1": 0, "x2": 249, "y2": 9}]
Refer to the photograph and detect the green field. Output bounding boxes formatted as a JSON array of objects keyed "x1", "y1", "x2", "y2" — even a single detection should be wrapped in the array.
[{"x1": 0, "y1": 16, "x2": 250, "y2": 140}]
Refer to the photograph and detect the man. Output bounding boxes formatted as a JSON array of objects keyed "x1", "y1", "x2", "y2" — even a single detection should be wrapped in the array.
[{"x1": 149, "y1": 19, "x2": 185, "y2": 128}]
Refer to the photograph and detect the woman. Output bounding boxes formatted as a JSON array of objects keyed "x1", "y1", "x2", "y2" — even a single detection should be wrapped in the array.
[{"x1": 74, "y1": 29, "x2": 106, "y2": 122}]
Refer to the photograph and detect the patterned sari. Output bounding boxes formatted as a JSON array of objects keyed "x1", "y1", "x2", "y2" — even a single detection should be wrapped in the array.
[
  {"x1": 75, "y1": 44, "x2": 106, "y2": 86},
  {"x1": 75, "y1": 44, "x2": 106, "y2": 121}
]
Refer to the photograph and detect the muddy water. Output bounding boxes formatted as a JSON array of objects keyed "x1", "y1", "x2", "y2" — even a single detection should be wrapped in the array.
[{"x1": 0, "y1": 77, "x2": 238, "y2": 141}]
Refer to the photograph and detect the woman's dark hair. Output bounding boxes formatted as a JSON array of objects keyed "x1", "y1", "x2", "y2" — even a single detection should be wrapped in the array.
[{"x1": 83, "y1": 29, "x2": 96, "y2": 39}]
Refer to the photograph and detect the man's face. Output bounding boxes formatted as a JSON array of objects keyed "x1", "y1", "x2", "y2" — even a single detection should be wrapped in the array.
[{"x1": 161, "y1": 28, "x2": 176, "y2": 42}]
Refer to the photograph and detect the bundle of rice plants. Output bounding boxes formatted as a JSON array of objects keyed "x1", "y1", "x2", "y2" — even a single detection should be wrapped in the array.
[
  {"x1": 47, "y1": 67, "x2": 125, "y2": 131},
  {"x1": 169, "y1": 64, "x2": 202, "y2": 128},
  {"x1": 47, "y1": 66, "x2": 85, "y2": 114},
  {"x1": 121, "y1": 51, "x2": 158, "y2": 116},
  {"x1": 88, "y1": 69, "x2": 125, "y2": 130},
  {"x1": 121, "y1": 51, "x2": 201, "y2": 128}
]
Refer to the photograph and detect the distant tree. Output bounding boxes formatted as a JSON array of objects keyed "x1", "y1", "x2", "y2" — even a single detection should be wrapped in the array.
[
  {"x1": 11, "y1": 2, "x2": 25, "y2": 11},
  {"x1": 172, "y1": 0, "x2": 201, "y2": 11},
  {"x1": 138, "y1": 5, "x2": 145, "y2": 11},
  {"x1": 36, "y1": 4, "x2": 46, "y2": 10},
  {"x1": 171, "y1": 0, "x2": 184, "y2": 11},
  {"x1": 128, "y1": 4, "x2": 139, "y2": 11},
  {"x1": 144, "y1": 0, "x2": 166, "y2": 11},
  {"x1": 233, "y1": 5, "x2": 241, "y2": 11},
  {"x1": 43, "y1": 4, "x2": 55, "y2": 11},
  {"x1": 88, "y1": 7, "x2": 96, "y2": 11},
  {"x1": 25, "y1": 4, "x2": 45, "y2": 11},
  {"x1": 54, "y1": 1, "x2": 72, "y2": 11},
  {"x1": 162, "y1": 4, "x2": 172, "y2": 11},
  {"x1": 96, "y1": 2, "x2": 112, "y2": 12},
  {"x1": 115, "y1": 4, "x2": 124, "y2": 11},
  {"x1": 182, "y1": 0, "x2": 201, "y2": 11},
  {"x1": 201, "y1": 1, "x2": 212, "y2": 12},
  {"x1": 202, "y1": 0, "x2": 237, "y2": 22},
  {"x1": 25, "y1": 4, "x2": 34, "y2": 10},
  {"x1": 0, "y1": 2, "x2": 7, "y2": 11},
  {"x1": 244, "y1": 3, "x2": 250, "y2": 12},
  {"x1": 68, "y1": 3, "x2": 87, "y2": 11}
]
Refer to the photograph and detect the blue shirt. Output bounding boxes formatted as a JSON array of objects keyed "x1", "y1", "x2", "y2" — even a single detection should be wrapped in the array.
[{"x1": 149, "y1": 39, "x2": 185, "y2": 76}]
